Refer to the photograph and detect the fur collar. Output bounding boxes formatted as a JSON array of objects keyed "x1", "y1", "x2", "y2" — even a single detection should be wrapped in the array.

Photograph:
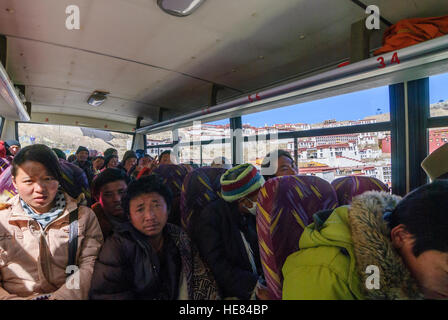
[{"x1": 348, "y1": 191, "x2": 424, "y2": 299}]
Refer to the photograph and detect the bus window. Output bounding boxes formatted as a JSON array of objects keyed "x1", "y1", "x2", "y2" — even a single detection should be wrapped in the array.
[
  {"x1": 241, "y1": 86, "x2": 391, "y2": 186},
  {"x1": 242, "y1": 86, "x2": 390, "y2": 136},
  {"x1": 175, "y1": 121, "x2": 230, "y2": 166},
  {"x1": 202, "y1": 142, "x2": 231, "y2": 167},
  {"x1": 427, "y1": 72, "x2": 448, "y2": 167},
  {"x1": 428, "y1": 127, "x2": 448, "y2": 154},
  {"x1": 429, "y1": 72, "x2": 448, "y2": 119},
  {"x1": 146, "y1": 130, "x2": 173, "y2": 158},
  {"x1": 18, "y1": 123, "x2": 133, "y2": 159}
]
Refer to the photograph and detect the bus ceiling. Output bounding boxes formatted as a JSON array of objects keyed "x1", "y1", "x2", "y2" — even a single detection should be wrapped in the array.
[
  {"x1": 0, "y1": 0, "x2": 447, "y2": 132},
  {"x1": 0, "y1": 37, "x2": 30, "y2": 122}
]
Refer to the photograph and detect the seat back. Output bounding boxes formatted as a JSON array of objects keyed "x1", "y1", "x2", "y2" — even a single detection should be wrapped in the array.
[
  {"x1": 256, "y1": 175, "x2": 339, "y2": 300},
  {"x1": 59, "y1": 159, "x2": 91, "y2": 204},
  {"x1": 180, "y1": 167, "x2": 227, "y2": 234},
  {"x1": 331, "y1": 176, "x2": 389, "y2": 205},
  {"x1": 0, "y1": 166, "x2": 16, "y2": 201},
  {"x1": 153, "y1": 164, "x2": 189, "y2": 226}
]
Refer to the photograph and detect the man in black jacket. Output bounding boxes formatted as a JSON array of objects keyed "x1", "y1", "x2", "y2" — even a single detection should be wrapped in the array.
[
  {"x1": 73, "y1": 146, "x2": 95, "y2": 184},
  {"x1": 192, "y1": 163, "x2": 269, "y2": 300},
  {"x1": 89, "y1": 175, "x2": 219, "y2": 300}
]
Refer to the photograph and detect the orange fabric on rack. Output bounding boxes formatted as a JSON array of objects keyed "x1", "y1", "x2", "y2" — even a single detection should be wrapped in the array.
[{"x1": 374, "y1": 15, "x2": 448, "y2": 56}]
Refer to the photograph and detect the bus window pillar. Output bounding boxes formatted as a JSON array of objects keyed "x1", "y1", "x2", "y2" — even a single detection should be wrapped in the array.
[
  {"x1": 172, "y1": 128, "x2": 180, "y2": 164},
  {"x1": 132, "y1": 133, "x2": 146, "y2": 151},
  {"x1": 390, "y1": 79, "x2": 429, "y2": 196},
  {"x1": 0, "y1": 119, "x2": 17, "y2": 141},
  {"x1": 230, "y1": 117, "x2": 243, "y2": 167}
]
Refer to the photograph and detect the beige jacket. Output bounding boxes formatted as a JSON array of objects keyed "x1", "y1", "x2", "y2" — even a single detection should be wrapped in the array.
[{"x1": 0, "y1": 192, "x2": 104, "y2": 300}]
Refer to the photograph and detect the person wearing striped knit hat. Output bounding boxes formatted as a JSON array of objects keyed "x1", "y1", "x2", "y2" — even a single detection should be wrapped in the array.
[{"x1": 191, "y1": 163, "x2": 269, "y2": 300}]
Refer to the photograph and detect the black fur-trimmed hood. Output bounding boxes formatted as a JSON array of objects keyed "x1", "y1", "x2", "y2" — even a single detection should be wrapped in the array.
[{"x1": 348, "y1": 191, "x2": 424, "y2": 299}]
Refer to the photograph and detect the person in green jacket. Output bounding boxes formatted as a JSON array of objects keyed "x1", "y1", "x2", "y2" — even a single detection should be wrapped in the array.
[{"x1": 282, "y1": 180, "x2": 448, "y2": 300}]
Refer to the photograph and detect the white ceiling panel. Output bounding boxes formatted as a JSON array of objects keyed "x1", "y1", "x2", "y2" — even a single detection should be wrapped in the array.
[{"x1": 0, "y1": 0, "x2": 447, "y2": 127}]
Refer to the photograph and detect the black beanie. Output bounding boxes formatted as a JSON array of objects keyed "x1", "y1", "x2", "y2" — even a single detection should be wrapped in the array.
[
  {"x1": 5, "y1": 139, "x2": 21, "y2": 148},
  {"x1": 76, "y1": 146, "x2": 89, "y2": 154},
  {"x1": 122, "y1": 150, "x2": 137, "y2": 164}
]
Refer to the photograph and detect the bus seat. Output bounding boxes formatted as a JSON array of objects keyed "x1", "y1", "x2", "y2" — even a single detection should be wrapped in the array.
[
  {"x1": 0, "y1": 167, "x2": 16, "y2": 202},
  {"x1": 256, "y1": 175, "x2": 339, "y2": 300},
  {"x1": 180, "y1": 167, "x2": 227, "y2": 234},
  {"x1": 331, "y1": 176, "x2": 389, "y2": 205},
  {"x1": 59, "y1": 159, "x2": 92, "y2": 205},
  {"x1": 178, "y1": 163, "x2": 194, "y2": 173},
  {"x1": 152, "y1": 164, "x2": 189, "y2": 226}
]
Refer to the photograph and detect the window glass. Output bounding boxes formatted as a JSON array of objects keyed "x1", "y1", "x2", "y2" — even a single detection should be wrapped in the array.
[
  {"x1": 428, "y1": 128, "x2": 448, "y2": 155},
  {"x1": 245, "y1": 131, "x2": 391, "y2": 187},
  {"x1": 146, "y1": 130, "x2": 173, "y2": 158},
  {"x1": 242, "y1": 86, "x2": 390, "y2": 136},
  {"x1": 175, "y1": 120, "x2": 231, "y2": 165},
  {"x1": 201, "y1": 142, "x2": 231, "y2": 167},
  {"x1": 297, "y1": 131, "x2": 391, "y2": 186},
  {"x1": 429, "y1": 72, "x2": 448, "y2": 118},
  {"x1": 18, "y1": 123, "x2": 133, "y2": 159}
]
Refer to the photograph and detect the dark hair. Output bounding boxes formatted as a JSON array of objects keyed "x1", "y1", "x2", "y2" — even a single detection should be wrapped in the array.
[
  {"x1": 104, "y1": 148, "x2": 118, "y2": 158},
  {"x1": 389, "y1": 180, "x2": 448, "y2": 257},
  {"x1": 52, "y1": 148, "x2": 67, "y2": 160},
  {"x1": 138, "y1": 154, "x2": 152, "y2": 165},
  {"x1": 122, "y1": 175, "x2": 173, "y2": 217},
  {"x1": 159, "y1": 150, "x2": 171, "y2": 157},
  {"x1": 93, "y1": 155, "x2": 105, "y2": 162},
  {"x1": 261, "y1": 149, "x2": 294, "y2": 180},
  {"x1": 91, "y1": 168, "x2": 129, "y2": 200},
  {"x1": 12, "y1": 144, "x2": 63, "y2": 184},
  {"x1": 104, "y1": 154, "x2": 119, "y2": 168},
  {"x1": 122, "y1": 150, "x2": 137, "y2": 164}
]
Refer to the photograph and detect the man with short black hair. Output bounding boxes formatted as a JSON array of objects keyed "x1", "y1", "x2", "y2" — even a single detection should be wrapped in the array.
[
  {"x1": 193, "y1": 163, "x2": 268, "y2": 300},
  {"x1": 159, "y1": 150, "x2": 175, "y2": 165},
  {"x1": 91, "y1": 168, "x2": 129, "y2": 239},
  {"x1": 4, "y1": 140, "x2": 21, "y2": 162},
  {"x1": 89, "y1": 175, "x2": 220, "y2": 300}
]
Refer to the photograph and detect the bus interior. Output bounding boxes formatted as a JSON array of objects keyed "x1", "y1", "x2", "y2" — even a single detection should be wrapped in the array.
[{"x1": 1, "y1": 0, "x2": 448, "y2": 302}]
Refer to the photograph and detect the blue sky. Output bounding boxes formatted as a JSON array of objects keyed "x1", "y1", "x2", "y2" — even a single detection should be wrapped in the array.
[{"x1": 209, "y1": 72, "x2": 448, "y2": 127}]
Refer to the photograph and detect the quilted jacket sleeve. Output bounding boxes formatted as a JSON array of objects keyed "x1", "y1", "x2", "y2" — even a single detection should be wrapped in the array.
[
  {"x1": 192, "y1": 202, "x2": 258, "y2": 299},
  {"x1": 88, "y1": 234, "x2": 135, "y2": 300}
]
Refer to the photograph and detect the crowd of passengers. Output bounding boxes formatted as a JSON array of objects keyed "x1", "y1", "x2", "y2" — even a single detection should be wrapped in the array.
[{"x1": 0, "y1": 138, "x2": 447, "y2": 300}]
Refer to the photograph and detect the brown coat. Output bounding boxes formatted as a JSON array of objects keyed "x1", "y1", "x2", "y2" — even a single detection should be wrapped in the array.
[
  {"x1": 0, "y1": 193, "x2": 104, "y2": 300},
  {"x1": 91, "y1": 202, "x2": 114, "y2": 239}
]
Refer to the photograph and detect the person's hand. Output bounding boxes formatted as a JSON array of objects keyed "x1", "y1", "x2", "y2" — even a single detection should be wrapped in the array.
[
  {"x1": 151, "y1": 158, "x2": 159, "y2": 169},
  {"x1": 255, "y1": 282, "x2": 270, "y2": 300}
]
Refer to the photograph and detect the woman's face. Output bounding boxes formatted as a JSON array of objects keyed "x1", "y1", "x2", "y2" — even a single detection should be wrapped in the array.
[
  {"x1": 129, "y1": 192, "x2": 168, "y2": 237},
  {"x1": 107, "y1": 157, "x2": 118, "y2": 168},
  {"x1": 12, "y1": 161, "x2": 59, "y2": 214},
  {"x1": 275, "y1": 155, "x2": 297, "y2": 177},
  {"x1": 124, "y1": 157, "x2": 137, "y2": 170},
  {"x1": 93, "y1": 158, "x2": 105, "y2": 170},
  {"x1": 140, "y1": 157, "x2": 152, "y2": 167}
]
